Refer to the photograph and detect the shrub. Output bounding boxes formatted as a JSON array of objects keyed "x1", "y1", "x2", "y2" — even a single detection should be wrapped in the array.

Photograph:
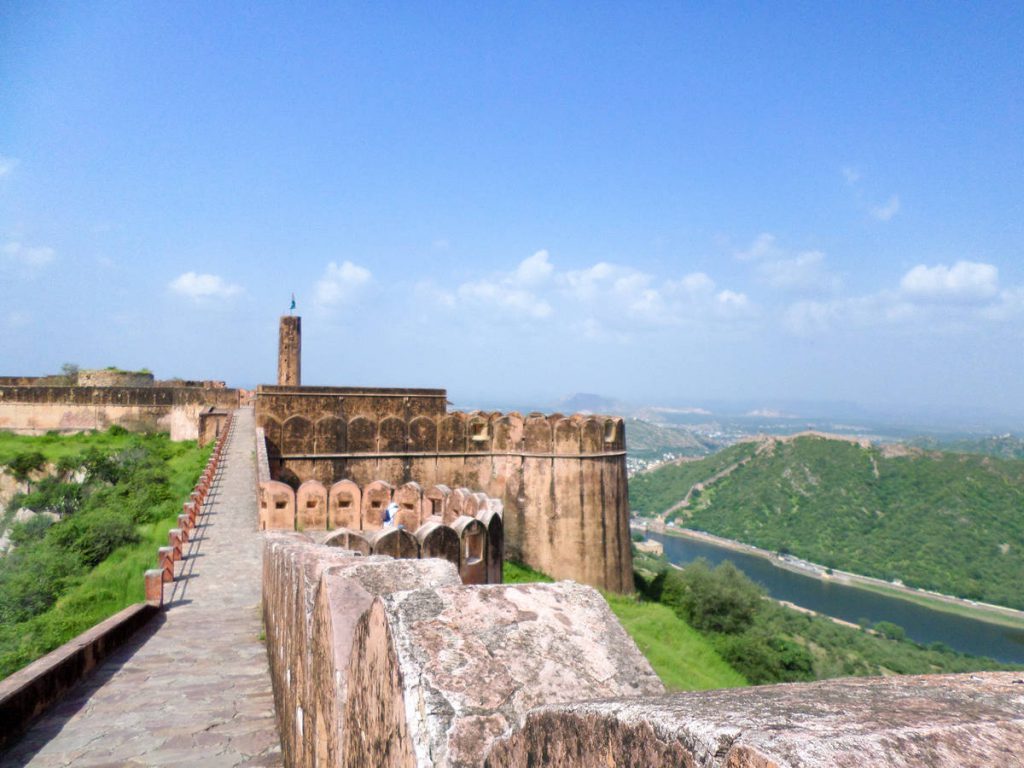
[
  {"x1": 5, "y1": 451, "x2": 47, "y2": 483},
  {"x1": 713, "y1": 631, "x2": 814, "y2": 684},
  {"x1": 660, "y1": 559, "x2": 763, "y2": 635}
]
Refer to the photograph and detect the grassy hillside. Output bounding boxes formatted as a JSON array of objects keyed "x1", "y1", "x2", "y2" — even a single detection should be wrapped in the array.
[
  {"x1": 629, "y1": 441, "x2": 758, "y2": 515},
  {"x1": 636, "y1": 555, "x2": 1021, "y2": 683},
  {"x1": 631, "y1": 436, "x2": 1024, "y2": 609},
  {"x1": 0, "y1": 428, "x2": 209, "y2": 679},
  {"x1": 503, "y1": 561, "x2": 746, "y2": 691}
]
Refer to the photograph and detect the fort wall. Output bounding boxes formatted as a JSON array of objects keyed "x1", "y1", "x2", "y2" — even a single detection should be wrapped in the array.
[
  {"x1": 0, "y1": 385, "x2": 240, "y2": 441},
  {"x1": 260, "y1": 534, "x2": 1024, "y2": 768},
  {"x1": 77, "y1": 370, "x2": 155, "y2": 388},
  {"x1": 255, "y1": 387, "x2": 633, "y2": 592}
]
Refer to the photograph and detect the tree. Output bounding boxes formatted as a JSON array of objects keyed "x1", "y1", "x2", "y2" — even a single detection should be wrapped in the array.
[{"x1": 60, "y1": 362, "x2": 79, "y2": 386}]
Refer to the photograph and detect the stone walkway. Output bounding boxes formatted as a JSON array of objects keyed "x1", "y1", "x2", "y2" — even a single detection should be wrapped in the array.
[{"x1": 2, "y1": 408, "x2": 281, "y2": 767}]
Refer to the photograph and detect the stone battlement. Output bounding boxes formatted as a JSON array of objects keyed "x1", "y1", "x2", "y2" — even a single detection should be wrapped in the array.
[
  {"x1": 257, "y1": 429, "x2": 504, "y2": 585},
  {"x1": 262, "y1": 534, "x2": 1024, "y2": 767},
  {"x1": 258, "y1": 407, "x2": 625, "y2": 458},
  {"x1": 0, "y1": 385, "x2": 240, "y2": 440}
]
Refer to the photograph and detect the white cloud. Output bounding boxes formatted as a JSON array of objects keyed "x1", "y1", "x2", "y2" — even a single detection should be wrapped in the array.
[
  {"x1": 782, "y1": 260, "x2": 1018, "y2": 336},
  {"x1": 444, "y1": 251, "x2": 555, "y2": 321},
  {"x1": 168, "y1": 271, "x2": 243, "y2": 300},
  {"x1": 870, "y1": 195, "x2": 901, "y2": 222},
  {"x1": 423, "y1": 249, "x2": 752, "y2": 337},
  {"x1": 0, "y1": 155, "x2": 17, "y2": 179},
  {"x1": 841, "y1": 166, "x2": 861, "y2": 185},
  {"x1": 758, "y1": 250, "x2": 841, "y2": 292},
  {"x1": 314, "y1": 260, "x2": 372, "y2": 307},
  {"x1": 458, "y1": 279, "x2": 552, "y2": 319},
  {"x1": 735, "y1": 232, "x2": 780, "y2": 262},
  {"x1": 900, "y1": 261, "x2": 998, "y2": 302},
  {"x1": 513, "y1": 250, "x2": 554, "y2": 285},
  {"x1": 983, "y1": 288, "x2": 1024, "y2": 321},
  {"x1": 2, "y1": 241, "x2": 55, "y2": 268},
  {"x1": 716, "y1": 290, "x2": 749, "y2": 309},
  {"x1": 672, "y1": 272, "x2": 716, "y2": 295},
  {"x1": 737, "y1": 234, "x2": 841, "y2": 293}
]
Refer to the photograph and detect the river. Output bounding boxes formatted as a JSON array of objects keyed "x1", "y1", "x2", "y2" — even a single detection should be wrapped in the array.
[{"x1": 648, "y1": 530, "x2": 1024, "y2": 665}]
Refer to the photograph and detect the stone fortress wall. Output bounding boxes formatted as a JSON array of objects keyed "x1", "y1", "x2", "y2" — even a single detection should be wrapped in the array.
[
  {"x1": 255, "y1": 426, "x2": 505, "y2": 585},
  {"x1": 263, "y1": 533, "x2": 1024, "y2": 767},
  {"x1": 0, "y1": 383, "x2": 239, "y2": 441},
  {"x1": 255, "y1": 382, "x2": 633, "y2": 592}
]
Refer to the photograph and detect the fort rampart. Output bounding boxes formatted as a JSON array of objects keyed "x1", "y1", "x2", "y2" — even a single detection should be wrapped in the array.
[
  {"x1": 0, "y1": 385, "x2": 240, "y2": 441},
  {"x1": 262, "y1": 534, "x2": 1024, "y2": 768},
  {"x1": 255, "y1": 385, "x2": 632, "y2": 592}
]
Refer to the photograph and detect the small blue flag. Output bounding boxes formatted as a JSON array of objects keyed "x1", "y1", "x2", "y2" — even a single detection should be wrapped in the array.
[{"x1": 290, "y1": 293, "x2": 296, "y2": 312}]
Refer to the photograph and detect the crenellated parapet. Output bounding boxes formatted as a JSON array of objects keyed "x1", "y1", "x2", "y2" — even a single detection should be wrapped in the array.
[
  {"x1": 254, "y1": 400, "x2": 632, "y2": 592},
  {"x1": 255, "y1": 401, "x2": 631, "y2": 593},
  {"x1": 257, "y1": 431, "x2": 504, "y2": 586},
  {"x1": 256, "y1": 407, "x2": 626, "y2": 458}
]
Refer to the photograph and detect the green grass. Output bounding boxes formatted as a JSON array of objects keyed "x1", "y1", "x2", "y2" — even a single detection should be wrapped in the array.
[
  {"x1": 503, "y1": 560, "x2": 555, "y2": 584},
  {"x1": 602, "y1": 592, "x2": 747, "y2": 690},
  {"x1": 502, "y1": 561, "x2": 747, "y2": 691},
  {"x1": 0, "y1": 428, "x2": 139, "y2": 465},
  {"x1": 0, "y1": 429, "x2": 209, "y2": 680}
]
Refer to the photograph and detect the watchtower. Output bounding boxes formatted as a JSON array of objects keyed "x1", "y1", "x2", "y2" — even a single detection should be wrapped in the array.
[{"x1": 278, "y1": 316, "x2": 301, "y2": 386}]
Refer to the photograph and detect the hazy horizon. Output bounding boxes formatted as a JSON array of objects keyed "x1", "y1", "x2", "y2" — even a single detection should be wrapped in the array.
[{"x1": 2, "y1": 4, "x2": 1021, "y2": 425}]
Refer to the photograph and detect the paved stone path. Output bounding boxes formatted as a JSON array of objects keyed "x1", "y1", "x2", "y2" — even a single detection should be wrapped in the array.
[{"x1": 2, "y1": 408, "x2": 282, "y2": 767}]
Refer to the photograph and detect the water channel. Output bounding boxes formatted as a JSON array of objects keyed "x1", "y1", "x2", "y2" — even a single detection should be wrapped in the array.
[{"x1": 647, "y1": 530, "x2": 1024, "y2": 665}]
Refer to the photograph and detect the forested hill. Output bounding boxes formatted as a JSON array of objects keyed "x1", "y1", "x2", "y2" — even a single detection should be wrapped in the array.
[{"x1": 629, "y1": 435, "x2": 1024, "y2": 610}]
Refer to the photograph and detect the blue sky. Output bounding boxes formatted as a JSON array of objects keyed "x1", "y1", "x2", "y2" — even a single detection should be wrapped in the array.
[{"x1": 1, "y1": 3, "x2": 1022, "y2": 421}]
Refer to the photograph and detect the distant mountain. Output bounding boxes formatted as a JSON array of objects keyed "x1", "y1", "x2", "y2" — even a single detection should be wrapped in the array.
[
  {"x1": 556, "y1": 392, "x2": 625, "y2": 414},
  {"x1": 630, "y1": 435, "x2": 1024, "y2": 610}
]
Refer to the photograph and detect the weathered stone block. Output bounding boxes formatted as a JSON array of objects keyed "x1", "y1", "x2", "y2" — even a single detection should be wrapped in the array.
[
  {"x1": 262, "y1": 535, "x2": 460, "y2": 768},
  {"x1": 342, "y1": 581, "x2": 663, "y2": 767},
  {"x1": 484, "y1": 672, "x2": 1024, "y2": 768}
]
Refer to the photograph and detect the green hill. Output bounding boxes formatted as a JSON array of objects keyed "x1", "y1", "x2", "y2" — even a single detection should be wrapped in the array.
[{"x1": 629, "y1": 435, "x2": 1024, "y2": 609}]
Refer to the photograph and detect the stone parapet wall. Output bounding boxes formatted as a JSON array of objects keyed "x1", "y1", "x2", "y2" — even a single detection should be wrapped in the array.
[
  {"x1": 263, "y1": 534, "x2": 1024, "y2": 767},
  {"x1": 256, "y1": 405, "x2": 633, "y2": 593},
  {"x1": 0, "y1": 385, "x2": 240, "y2": 441},
  {"x1": 256, "y1": 406, "x2": 625, "y2": 458},
  {"x1": 0, "y1": 603, "x2": 159, "y2": 751},
  {"x1": 256, "y1": 385, "x2": 448, "y2": 426},
  {"x1": 257, "y1": 471, "x2": 504, "y2": 585},
  {"x1": 484, "y1": 673, "x2": 1024, "y2": 767},
  {"x1": 262, "y1": 536, "x2": 463, "y2": 767},
  {"x1": 261, "y1": 535, "x2": 662, "y2": 768},
  {"x1": 77, "y1": 370, "x2": 155, "y2": 388}
]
